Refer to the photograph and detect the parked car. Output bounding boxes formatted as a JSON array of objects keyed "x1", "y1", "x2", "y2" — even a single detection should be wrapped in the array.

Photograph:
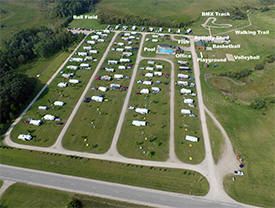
[{"x1": 234, "y1": 170, "x2": 244, "y2": 176}]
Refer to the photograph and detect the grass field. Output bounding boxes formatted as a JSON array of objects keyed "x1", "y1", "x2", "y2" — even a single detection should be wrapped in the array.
[
  {"x1": 174, "y1": 56, "x2": 205, "y2": 164},
  {"x1": 96, "y1": 0, "x2": 261, "y2": 26},
  {"x1": 62, "y1": 32, "x2": 141, "y2": 153},
  {"x1": 0, "y1": 145, "x2": 209, "y2": 196},
  {"x1": 0, "y1": 183, "x2": 149, "y2": 208},
  {"x1": 10, "y1": 32, "x2": 114, "y2": 147},
  {"x1": 117, "y1": 60, "x2": 171, "y2": 161},
  {"x1": 0, "y1": 0, "x2": 62, "y2": 45},
  {"x1": 0, "y1": 180, "x2": 2, "y2": 188}
]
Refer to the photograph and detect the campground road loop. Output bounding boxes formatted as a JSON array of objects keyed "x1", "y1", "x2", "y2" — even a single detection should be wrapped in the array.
[
  {"x1": 3, "y1": 33, "x2": 89, "y2": 148},
  {"x1": 0, "y1": 180, "x2": 15, "y2": 199},
  {"x1": 50, "y1": 31, "x2": 120, "y2": 150},
  {"x1": 105, "y1": 33, "x2": 146, "y2": 157}
]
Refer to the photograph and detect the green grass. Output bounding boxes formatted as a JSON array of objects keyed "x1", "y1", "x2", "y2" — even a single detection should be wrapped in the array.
[
  {"x1": 96, "y1": 0, "x2": 261, "y2": 26},
  {"x1": 0, "y1": 183, "x2": 149, "y2": 208},
  {"x1": 69, "y1": 11, "x2": 108, "y2": 30},
  {"x1": 62, "y1": 32, "x2": 141, "y2": 153},
  {"x1": 0, "y1": 0, "x2": 62, "y2": 45},
  {"x1": 117, "y1": 60, "x2": 170, "y2": 161},
  {"x1": 0, "y1": 180, "x2": 2, "y2": 188},
  {"x1": 10, "y1": 33, "x2": 114, "y2": 147},
  {"x1": 199, "y1": 9, "x2": 275, "y2": 206},
  {"x1": 206, "y1": 114, "x2": 224, "y2": 164},
  {"x1": 0, "y1": 146, "x2": 209, "y2": 196},
  {"x1": 173, "y1": 55, "x2": 205, "y2": 164}
]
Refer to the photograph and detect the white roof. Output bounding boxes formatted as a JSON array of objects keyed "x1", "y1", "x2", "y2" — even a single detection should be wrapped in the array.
[{"x1": 98, "y1": 86, "x2": 108, "y2": 92}]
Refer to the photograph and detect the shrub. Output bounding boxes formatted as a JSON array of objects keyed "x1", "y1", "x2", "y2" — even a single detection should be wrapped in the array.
[
  {"x1": 255, "y1": 63, "x2": 264, "y2": 70},
  {"x1": 67, "y1": 199, "x2": 82, "y2": 208},
  {"x1": 250, "y1": 98, "x2": 266, "y2": 109}
]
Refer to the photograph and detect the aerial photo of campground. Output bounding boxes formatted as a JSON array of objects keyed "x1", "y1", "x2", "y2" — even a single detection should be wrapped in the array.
[{"x1": 0, "y1": 0, "x2": 275, "y2": 207}]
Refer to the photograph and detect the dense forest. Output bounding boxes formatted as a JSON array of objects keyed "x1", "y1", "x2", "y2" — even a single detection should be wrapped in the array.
[{"x1": 52, "y1": 0, "x2": 98, "y2": 17}]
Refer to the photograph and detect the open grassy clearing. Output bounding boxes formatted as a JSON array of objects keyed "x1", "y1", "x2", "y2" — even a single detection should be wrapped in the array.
[
  {"x1": 117, "y1": 60, "x2": 170, "y2": 161},
  {"x1": 63, "y1": 32, "x2": 141, "y2": 153},
  {"x1": 0, "y1": 183, "x2": 149, "y2": 208},
  {"x1": 0, "y1": 180, "x2": 2, "y2": 188},
  {"x1": 205, "y1": 114, "x2": 224, "y2": 164},
  {"x1": 68, "y1": 11, "x2": 108, "y2": 30},
  {"x1": 0, "y1": 145, "x2": 209, "y2": 196},
  {"x1": 199, "y1": 10, "x2": 275, "y2": 206},
  {"x1": 201, "y1": 60, "x2": 275, "y2": 206},
  {"x1": 173, "y1": 55, "x2": 205, "y2": 164},
  {"x1": 10, "y1": 32, "x2": 114, "y2": 147},
  {"x1": 0, "y1": 0, "x2": 62, "y2": 44},
  {"x1": 96, "y1": 0, "x2": 261, "y2": 26}
]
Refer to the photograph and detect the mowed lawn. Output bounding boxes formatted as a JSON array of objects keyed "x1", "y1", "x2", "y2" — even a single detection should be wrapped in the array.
[
  {"x1": 63, "y1": 32, "x2": 142, "y2": 153},
  {"x1": 0, "y1": 146, "x2": 209, "y2": 196},
  {"x1": 0, "y1": 183, "x2": 149, "y2": 208},
  {"x1": 0, "y1": 0, "x2": 62, "y2": 44},
  {"x1": 10, "y1": 32, "x2": 114, "y2": 147},
  {"x1": 174, "y1": 56, "x2": 205, "y2": 164},
  {"x1": 117, "y1": 60, "x2": 171, "y2": 161}
]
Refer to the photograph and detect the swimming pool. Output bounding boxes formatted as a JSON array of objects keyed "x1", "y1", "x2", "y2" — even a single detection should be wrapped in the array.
[{"x1": 159, "y1": 48, "x2": 173, "y2": 54}]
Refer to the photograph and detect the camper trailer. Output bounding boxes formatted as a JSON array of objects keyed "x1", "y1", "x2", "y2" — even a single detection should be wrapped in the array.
[
  {"x1": 177, "y1": 81, "x2": 188, "y2": 86},
  {"x1": 57, "y1": 82, "x2": 68, "y2": 88},
  {"x1": 43, "y1": 114, "x2": 55, "y2": 121},
  {"x1": 180, "y1": 88, "x2": 192, "y2": 94},
  {"x1": 140, "y1": 89, "x2": 149, "y2": 94},
  {"x1": 135, "y1": 108, "x2": 149, "y2": 114},
  {"x1": 132, "y1": 120, "x2": 147, "y2": 127},
  {"x1": 185, "y1": 135, "x2": 198, "y2": 142},
  {"x1": 38, "y1": 106, "x2": 48, "y2": 110},
  {"x1": 114, "y1": 74, "x2": 124, "y2": 79},
  {"x1": 154, "y1": 71, "x2": 162, "y2": 76},
  {"x1": 143, "y1": 81, "x2": 152, "y2": 85},
  {"x1": 98, "y1": 86, "x2": 108, "y2": 92},
  {"x1": 54, "y1": 101, "x2": 65, "y2": 106},
  {"x1": 120, "y1": 58, "x2": 130, "y2": 63},
  {"x1": 67, "y1": 65, "x2": 78, "y2": 70},
  {"x1": 105, "y1": 68, "x2": 115, "y2": 72},
  {"x1": 108, "y1": 60, "x2": 118, "y2": 65},
  {"x1": 18, "y1": 134, "x2": 32, "y2": 141},
  {"x1": 152, "y1": 87, "x2": 160, "y2": 93},
  {"x1": 145, "y1": 66, "x2": 154, "y2": 71},
  {"x1": 30, "y1": 119, "x2": 42, "y2": 126},
  {"x1": 69, "y1": 79, "x2": 80, "y2": 84},
  {"x1": 181, "y1": 109, "x2": 191, "y2": 114},
  {"x1": 178, "y1": 74, "x2": 189, "y2": 79},
  {"x1": 77, "y1": 52, "x2": 87, "y2": 56},
  {"x1": 145, "y1": 73, "x2": 154, "y2": 78},
  {"x1": 91, "y1": 96, "x2": 104, "y2": 102},
  {"x1": 184, "y1": 98, "x2": 194, "y2": 104}
]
